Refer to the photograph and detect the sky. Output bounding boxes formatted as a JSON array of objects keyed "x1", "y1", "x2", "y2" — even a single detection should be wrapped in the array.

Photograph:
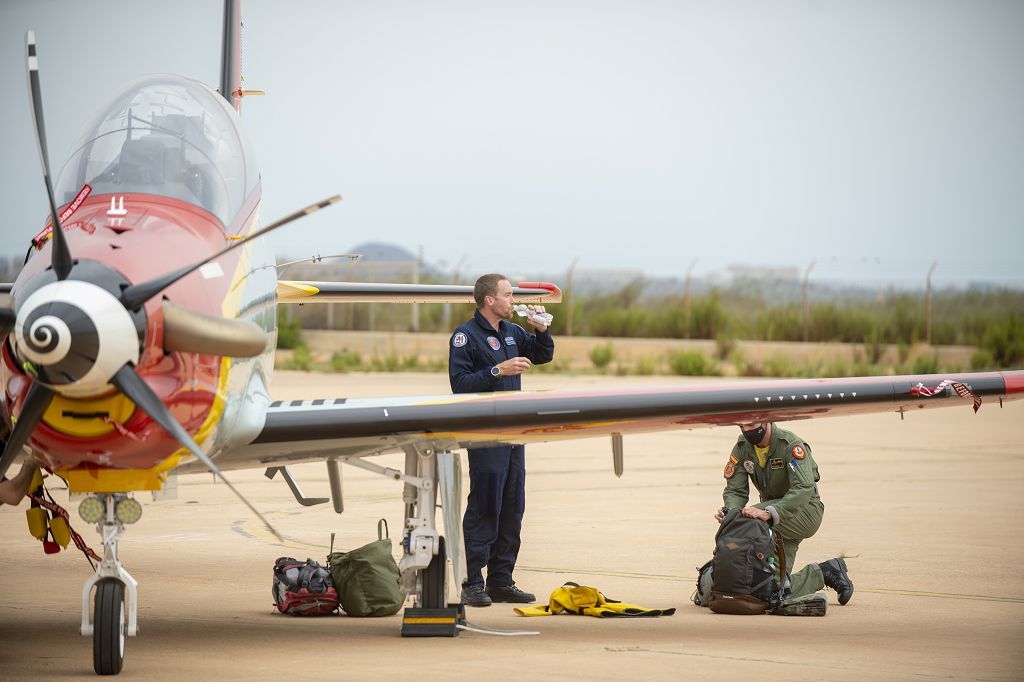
[{"x1": 0, "y1": 0, "x2": 1021, "y2": 288}]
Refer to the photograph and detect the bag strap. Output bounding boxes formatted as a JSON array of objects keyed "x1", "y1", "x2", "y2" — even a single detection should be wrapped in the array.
[
  {"x1": 773, "y1": 530, "x2": 787, "y2": 585},
  {"x1": 377, "y1": 518, "x2": 389, "y2": 540},
  {"x1": 771, "y1": 529, "x2": 788, "y2": 608}
]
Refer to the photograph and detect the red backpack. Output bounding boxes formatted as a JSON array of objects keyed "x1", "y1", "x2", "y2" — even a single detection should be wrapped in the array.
[{"x1": 272, "y1": 557, "x2": 340, "y2": 616}]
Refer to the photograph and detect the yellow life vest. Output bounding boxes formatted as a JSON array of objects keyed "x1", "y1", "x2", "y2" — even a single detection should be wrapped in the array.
[{"x1": 514, "y1": 582, "x2": 676, "y2": 618}]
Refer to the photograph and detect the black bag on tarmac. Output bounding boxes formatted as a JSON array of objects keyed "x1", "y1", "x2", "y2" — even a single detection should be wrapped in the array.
[{"x1": 706, "y1": 508, "x2": 783, "y2": 615}]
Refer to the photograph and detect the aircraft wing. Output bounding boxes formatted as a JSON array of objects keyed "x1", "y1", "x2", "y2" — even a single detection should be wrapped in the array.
[
  {"x1": 178, "y1": 370, "x2": 1024, "y2": 473},
  {"x1": 276, "y1": 280, "x2": 561, "y2": 304}
]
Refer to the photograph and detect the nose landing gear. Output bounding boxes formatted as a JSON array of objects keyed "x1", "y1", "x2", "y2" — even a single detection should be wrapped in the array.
[{"x1": 79, "y1": 494, "x2": 140, "y2": 676}]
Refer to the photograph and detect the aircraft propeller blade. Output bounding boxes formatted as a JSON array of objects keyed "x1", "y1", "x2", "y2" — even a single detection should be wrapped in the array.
[
  {"x1": 0, "y1": 308, "x2": 14, "y2": 337},
  {"x1": 25, "y1": 31, "x2": 73, "y2": 281},
  {"x1": 0, "y1": 385, "x2": 11, "y2": 442},
  {"x1": 110, "y1": 364, "x2": 283, "y2": 541},
  {"x1": 0, "y1": 382, "x2": 55, "y2": 480},
  {"x1": 120, "y1": 195, "x2": 342, "y2": 310}
]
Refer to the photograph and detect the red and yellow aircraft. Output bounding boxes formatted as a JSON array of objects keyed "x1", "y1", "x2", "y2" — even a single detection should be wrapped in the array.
[{"x1": 2, "y1": 1, "x2": 1022, "y2": 676}]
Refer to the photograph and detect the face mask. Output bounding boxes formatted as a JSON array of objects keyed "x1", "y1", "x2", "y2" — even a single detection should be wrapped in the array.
[{"x1": 741, "y1": 424, "x2": 766, "y2": 445}]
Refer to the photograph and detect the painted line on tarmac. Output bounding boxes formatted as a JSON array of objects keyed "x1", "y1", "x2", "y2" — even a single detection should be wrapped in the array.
[
  {"x1": 232, "y1": 514, "x2": 330, "y2": 553},
  {"x1": 518, "y1": 565, "x2": 1024, "y2": 603},
  {"x1": 856, "y1": 587, "x2": 1024, "y2": 603}
]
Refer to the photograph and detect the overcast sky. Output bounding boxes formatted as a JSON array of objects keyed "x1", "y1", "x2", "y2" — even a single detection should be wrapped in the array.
[{"x1": 1, "y1": 0, "x2": 1021, "y2": 287}]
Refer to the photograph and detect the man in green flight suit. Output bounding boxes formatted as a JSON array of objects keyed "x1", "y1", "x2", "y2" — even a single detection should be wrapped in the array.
[{"x1": 716, "y1": 421, "x2": 854, "y2": 604}]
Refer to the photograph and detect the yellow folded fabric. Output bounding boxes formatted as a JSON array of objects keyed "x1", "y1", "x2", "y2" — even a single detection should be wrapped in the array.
[{"x1": 514, "y1": 582, "x2": 675, "y2": 618}]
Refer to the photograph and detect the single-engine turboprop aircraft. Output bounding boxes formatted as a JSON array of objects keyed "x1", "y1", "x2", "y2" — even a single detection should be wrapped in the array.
[{"x1": 2, "y1": 1, "x2": 1022, "y2": 676}]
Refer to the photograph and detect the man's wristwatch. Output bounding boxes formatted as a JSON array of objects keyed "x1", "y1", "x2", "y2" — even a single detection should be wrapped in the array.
[{"x1": 490, "y1": 365, "x2": 501, "y2": 378}]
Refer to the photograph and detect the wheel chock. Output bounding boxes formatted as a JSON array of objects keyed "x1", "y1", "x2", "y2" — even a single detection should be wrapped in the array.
[{"x1": 400, "y1": 603, "x2": 465, "y2": 637}]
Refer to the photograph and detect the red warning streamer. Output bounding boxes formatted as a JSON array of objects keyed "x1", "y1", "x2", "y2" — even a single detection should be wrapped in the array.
[{"x1": 909, "y1": 379, "x2": 982, "y2": 413}]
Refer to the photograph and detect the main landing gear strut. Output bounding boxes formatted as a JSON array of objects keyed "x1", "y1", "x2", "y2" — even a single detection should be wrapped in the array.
[
  {"x1": 334, "y1": 445, "x2": 465, "y2": 609},
  {"x1": 79, "y1": 493, "x2": 140, "y2": 675}
]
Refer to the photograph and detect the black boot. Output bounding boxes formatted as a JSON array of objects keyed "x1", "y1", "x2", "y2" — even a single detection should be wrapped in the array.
[
  {"x1": 486, "y1": 584, "x2": 536, "y2": 603},
  {"x1": 461, "y1": 583, "x2": 492, "y2": 607},
  {"x1": 819, "y1": 558, "x2": 854, "y2": 605}
]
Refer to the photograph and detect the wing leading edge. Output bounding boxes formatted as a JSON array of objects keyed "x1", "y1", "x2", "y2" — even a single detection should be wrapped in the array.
[{"x1": 186, "y1": 370, "x2": 1024, "y2": 473}]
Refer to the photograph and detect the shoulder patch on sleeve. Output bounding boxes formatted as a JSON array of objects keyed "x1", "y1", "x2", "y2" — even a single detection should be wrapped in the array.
[
  {"x1": 452, "y1": 332, "x2": 468, "y2": 348},
  {"x1": 791, "y1": 445, "x2": 806, "y2": 460},
  {"x1": 724, "y1": 462, "x2": 736, "y2": 479}
]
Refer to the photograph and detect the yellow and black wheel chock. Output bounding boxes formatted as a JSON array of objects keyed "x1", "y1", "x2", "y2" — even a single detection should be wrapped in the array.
[{"x1": 400, "y1": 603, "x2": 465, "y2": 637}]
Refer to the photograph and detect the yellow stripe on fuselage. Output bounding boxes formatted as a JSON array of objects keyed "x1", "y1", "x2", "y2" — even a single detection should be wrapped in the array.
[{"x1": 172, "y1": 205, "x2": 263, "y2": 458}]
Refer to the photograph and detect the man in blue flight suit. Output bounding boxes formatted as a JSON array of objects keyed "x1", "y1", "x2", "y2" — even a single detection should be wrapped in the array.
[{"x1": 449, "y1": 273, "x2": 554, "y2": 607}]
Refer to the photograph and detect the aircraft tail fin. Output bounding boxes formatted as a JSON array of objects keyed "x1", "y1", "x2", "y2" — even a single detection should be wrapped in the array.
[{"x1": 219, "y1": 0, "x2": 242, "y2": 111}]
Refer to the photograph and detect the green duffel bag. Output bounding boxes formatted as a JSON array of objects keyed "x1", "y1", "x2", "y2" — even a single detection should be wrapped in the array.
[{"x1": 327, "y1": 519, "x2": 403, "y2": 617}]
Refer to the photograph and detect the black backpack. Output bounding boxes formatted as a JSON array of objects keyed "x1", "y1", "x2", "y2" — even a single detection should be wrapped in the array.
[{"x1": 705, "y1": 509, "x2": 786, "y2": 615}]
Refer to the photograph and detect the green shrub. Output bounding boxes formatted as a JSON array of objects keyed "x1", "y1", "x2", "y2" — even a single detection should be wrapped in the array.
[
  {"x1": 763, "y1": 355, "x2": 798, "y2": 377},
  {"x1": 330, "y1": 349, "x2": 362, "y2": 372},
  {"x1": 715, "y1": 333, "x2": 736, "y2": 361},
  {"x1": 667, "y1": 350, "x2": 718, "y2": 376},
  {"x1": 534, "y1": 358, "x2": 572, "y2": 374},
  {"x1": 818, "y1": 357, "x2": 845, "y2": 377},
  {"x1": 912, "y1": 353, "x2": 939, "y2": 374},
  {"x1": 863, "y1": 325, "x2": 884, "y2": 364},
  {"x1": 851, "y1": 359, "x2": 879, "y2": 377},
  {"x1": 799, "y1": 359, "x2": 825, "y2": 378},
  {"x1": 736, "y1": 361, "x2": 765, "y2": 377},
  {"x1": 370, "y1": 353, "x2": 403, "y2": 372},
  {"x1": 979, "y1": 313, "x2": 1024, "y2": 367},
  {"x1": 285, "y1": 344, "x2": 312, "y2": 371},
  {"x1": 276, "y1": 308, "x2": 303, "y2": 349},
  {"x1": 970, "y1": 348, "x2": 995, "y2": 370},
  {"x1": 897, "y1": 342, "x2": 911, "y2": 365},
  {"x1": 422, "y1": 358, "x2": 447, "y2": 372},
  {"x1": 633, "y1": 356, "x2": 658, "y2": 375},
  {"x1": 588, "y1": 342, "x2": 615, "y2": 370},
  {"x1": 688, "y1": 293, "x2": 730, "y2": 339}
]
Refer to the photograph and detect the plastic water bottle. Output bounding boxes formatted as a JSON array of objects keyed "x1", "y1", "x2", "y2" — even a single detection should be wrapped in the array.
[{"x1": 513, "y1": 304, "x2": 553, "y2": 327}]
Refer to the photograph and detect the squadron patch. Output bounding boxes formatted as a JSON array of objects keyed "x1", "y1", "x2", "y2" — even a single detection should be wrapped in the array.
[
  {"x1": 505, "y1": 336, "x2": 516, "y2": 346},
  {"x1": 791, "y1": 445, "x2": 806, "y2": 460},
  {"x1": 724, "y1": 462, "x2": 736, "y2": 479},
  {"x1": 452, "y1": 332, "x2": 468, "y2": 348},
  {"x1": 770, "y1": 458, "x2": 785, "y2": 470},
  {"x1": 487, "y1": 336, "x2": 501, "y2": 350},
  {"x1": 743, "y1": 460, "x2": 755, "y2": 475}
]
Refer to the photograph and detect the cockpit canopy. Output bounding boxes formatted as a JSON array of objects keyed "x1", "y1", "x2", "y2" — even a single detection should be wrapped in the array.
[{"x1": 55, "y1": 75, "x2": 258, "y2": 226}]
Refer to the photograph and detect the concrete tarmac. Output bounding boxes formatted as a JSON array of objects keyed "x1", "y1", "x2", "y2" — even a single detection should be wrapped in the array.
[{"x1": 1, "y1": 371, "x2": 1022, "y2": 680}]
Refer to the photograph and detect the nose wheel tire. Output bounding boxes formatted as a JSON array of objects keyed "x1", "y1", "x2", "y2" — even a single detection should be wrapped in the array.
[
  {"x1": 93, "y1": 578, "x2": 126, "y2": 675},
  {"x1": 421, "y1": 536, "x2": 448, "y2": 609}
]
